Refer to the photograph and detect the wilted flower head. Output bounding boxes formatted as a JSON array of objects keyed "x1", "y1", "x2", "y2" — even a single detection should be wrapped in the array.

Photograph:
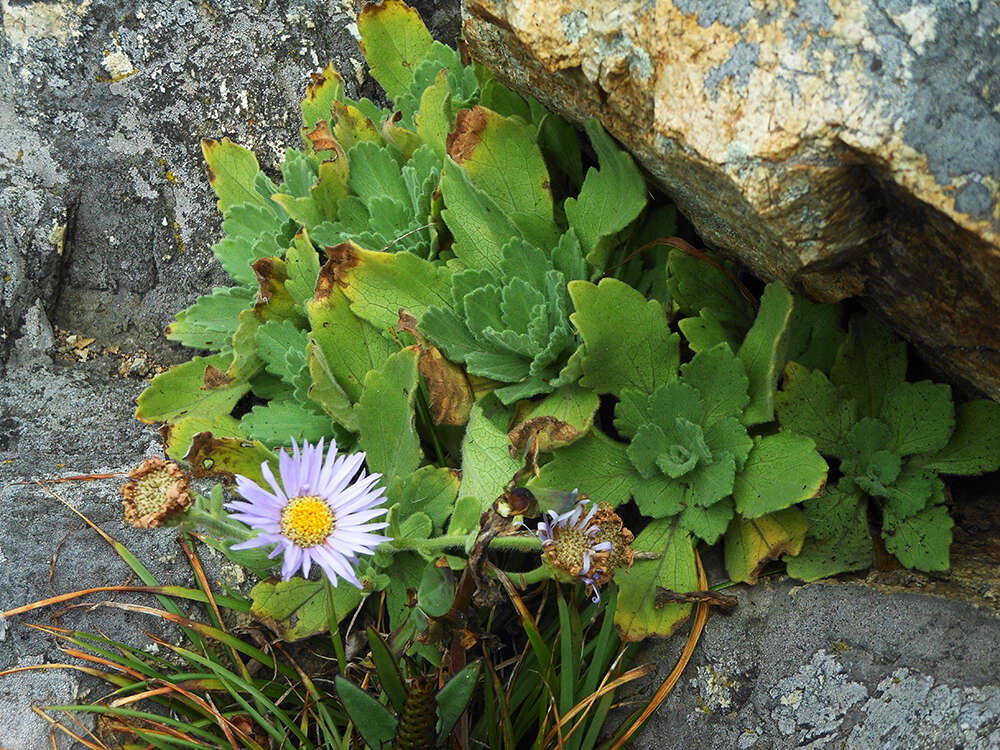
[
  {"x1": 225, "y1": 438, "x2": 391, "y2": 588},
  {"x1": 536, "y1": 493, "x2": 633, "y2": 602},
  {"x1": 121, "y1": 458, "x2": 192, "y2": 529}
]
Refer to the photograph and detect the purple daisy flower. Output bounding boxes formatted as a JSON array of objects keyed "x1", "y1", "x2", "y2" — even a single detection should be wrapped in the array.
[
  {"x1": 225, "y1": 438, "x2": 391, "y2": 588},
  {"x1": 536, "y1": 494, "x2": 613, "y2": 603}
]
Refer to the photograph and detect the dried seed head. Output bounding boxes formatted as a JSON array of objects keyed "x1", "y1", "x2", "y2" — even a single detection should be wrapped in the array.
[
  {"x1": 121, "y1": 458, "x2": 192, "y2": 529},
  {"x1": 590, "y1": 503, "x2": 635, "y2": 586}
]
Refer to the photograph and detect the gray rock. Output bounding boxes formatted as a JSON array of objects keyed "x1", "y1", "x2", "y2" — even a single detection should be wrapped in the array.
[{"x1": 627, "y1": 577, "x2": 1000, "y2": 749}]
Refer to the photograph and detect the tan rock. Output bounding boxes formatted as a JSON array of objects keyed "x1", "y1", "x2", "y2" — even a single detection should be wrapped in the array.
[{"x1": 463, "y1": 0, "x2": 1000, "y2": 400}]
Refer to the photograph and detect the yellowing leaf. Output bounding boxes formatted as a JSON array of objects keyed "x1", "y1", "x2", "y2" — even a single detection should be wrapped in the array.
[
  {"x1": 251, "y1": 578, "x2": 362, "y2": 641},
  {"x1": 202, "y1": 138, "x2": 264, "y2": 215},
  {"x1": 301, "y1": 62, "x2": 344, "y2": 133},
  {"x1": 358, "y1": 0, "x2": 434, "y2": 101},
  {"x1": 614, "y1": 519, "x2": 697, "y2": 641},
  {"x1": 733, "y1": 433, "x2": 827, "y2": 518},
  {"x1": 136, "y1": 353, "x2": 250, "y2": 424},
  {"x1": 724, "y1": 508, "x2": 807, "y2": 584}
]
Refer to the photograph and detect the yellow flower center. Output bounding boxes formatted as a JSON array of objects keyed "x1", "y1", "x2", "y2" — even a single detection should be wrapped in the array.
[
  {"x1": 280, "y1": 495, "x2": 335, "y2": 548},
  {"x1": 132, "y1": 467, "x2": 181, "y2": 516}
]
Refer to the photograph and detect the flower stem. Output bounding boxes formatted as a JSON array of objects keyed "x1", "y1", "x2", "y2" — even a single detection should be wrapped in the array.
[
  {"x1": 391, "y1": 533, "x2": 541, "y2": 554},
  {"x1": 491, "y1": 565, "x2": 550, "y2": 587}
]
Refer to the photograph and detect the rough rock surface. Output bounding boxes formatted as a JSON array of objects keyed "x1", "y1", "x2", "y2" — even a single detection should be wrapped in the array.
[
  {"x1": 0, "y1": 1, "x2": 459, "y2": 746},
  {"x1": 627, "y1": 574, "x2": 1000, "y2": 749},
  {"x1": 462, "y1": 0, "x2": 1000, "y2": 401}
]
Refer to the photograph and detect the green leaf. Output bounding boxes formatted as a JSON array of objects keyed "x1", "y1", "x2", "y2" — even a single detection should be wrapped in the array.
[
  {"x1": 418, "y1": 561, "x2": 455, "y2": 617},
  {"x1": 680, "y1": 498, "x2": 734, "y2": 545},
  {"x1": 459, "y1": 395, "x2": 520, "y2": 509},
  {"x1": 786, "y1": 294, "x2": 844, "y2": 373},
  {"x1": 738, "y1": 281, "x2": 794, "y2": 426},
  {"x1": 366, "y1": 627, "x2": 407, "y2": 713},
  {"x1": 335, "y1": 676, "x2": 398, "y2": 750},
  {"x1": 240, "y1": 399, "x2": 337, "y2": 447},
  {"x1": 416, "y1": 69, "x2": 453, "y2": 158},
  {"x1": 357, "y1": 0, "x2": 434, "y2": 101},
  {"x1": 165, "y1": 286, "x2": 254, "y2": 351},
  {"x1": 332, "y1": 100, "x2": 384, "y2": 150},
  {"x1": 387, "y1": 465, "x2": 460, "y2": 534},
  {"x1": 678, "y1": 308, "x2": 742, "y2": 354},
  {"x1": 307, "y1": 281, "x2": 396, "y2": 403},
  {"x1": 136, "y1": 353, "x2": 251, "y2": 424},
  {"x1": 785, "y1": 498, "x2": 873, "y2": 581},
  {"x1": 570, "y1": 278, "x2": 679, "y2": 397},
  {"x1": 357, "y1": 347, "x2": 423, "y2": 485},
  {"x1": 311, "y1": 156, "x2": 350, "y2": 222},
  {"x1": 841, "y1": 418, "x2": 900, "y2": 496},
  {"x1": 775, "y1": 362, "x2": 857, "y2": 457},
  {"x1": 882, "y1": 503, "x2": 953, "y2": 572},
  {"x1": 830, "y1": 313, "x2": 907, "y2": 418},
  {"x1": 631, "y1": 474, "x2": 684, "y2": 518},
  {"x1": 437, "y1": 662, "x2": 481, "y2": 740},
  {"x1": 255, "y1": 319, "x2": 308, "y2": 386},
  {"x1": 914, "y1": 399, "x2": 1000, "y2": 476},
  {"x1": 724, "y1": 507, "x2": 807, "y2": 583},
  {"x1": 440, "y1": 159, "x2": 522, "y2": 272},
  {"x1": 884, "y1": 467, "x2": 944, "y2": 521},
  {"x1": 251, "y1": 577, "x2": 362, "y2": 641},
  {"x1": 447, "y1": 496, "x2": 481, "y2": 536},
  {"x1": 537, "y1": 111, "x2": 584, "y2": 189},
  {"x1": 733, "y1": 433, "x2": 828, "y2": 518},
  {"x1": 330, "y1": 242, "x2": 454, "y2": 330},
  {"x1": 532, "y1": 429, "x2": 640, "y2": 508},
  {"x1": 348, "y1": 140, "x2": 410, "y2": 209},
  {"x1": 307, "y1": 339, "x2": 360, "y2": 432},
  {"x1": 801, "y1": 479, "x2": 864, "y2": 540},
  {"x1": 667, "y1": 249, "x2": 754, "y2": 327},
  {"x1": 285, "y1": 231, "x2": 322, "y2": 304},
  {"x1": 614, "y1": 519, "x2": 697, "y2": 641},
  {"x1": 447, "y1": 106, "x2": 559, "y2": 249},
  {"x1": 161, "y1": 414, "x2": 244, "y2": 462},
  {"x1": 680, "y1": 342, "x2": 749, "y2": 426},
  {"x1": 214, "y1": 203, "x2": 292, "y2": 287},
  {"x1": 879, "y1": 380, "x2": 955, "y2": 457},
  {"x1": 202, "y1": 138, "x2": 265, "y2": 214},
  {"x1": 301, "y1": 62, "x2": 344, "y2": 133},
  {"x1": 563, "y1": 118, "x2": 646, "y2": 270}
]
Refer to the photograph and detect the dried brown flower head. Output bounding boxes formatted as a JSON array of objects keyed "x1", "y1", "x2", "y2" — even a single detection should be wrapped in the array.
[{"x1": 121, "y1": 458, "x2": 192, "y2": 528}]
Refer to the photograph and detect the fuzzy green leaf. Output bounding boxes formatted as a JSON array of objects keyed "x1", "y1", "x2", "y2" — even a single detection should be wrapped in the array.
[
  {"x1": 680, "y1": 342, "x2": 749, "y2": 426},
  {"x1": 785, "y1": 498, "x2": 873, "y2": 581},
  {"x1": 801, "y1": 479, "x2": 863, "y2": 541},
  {"x1": 563, "y1": 118, "x2": 646, "y2": 270},
  {"x1": 459, "y1": 395, "x2": 521, "y2": 509},
  {"x1": 733, "y1": 433, "x2": 827, "y2": 518},
  {"x1": 775, "y1": 362, "x2": 857, "y2": 457},
  {"x1": 416, "y1": 69, "x2": 453, "y2": 158},
  {"x1": 202, "y1": 138, "x2": 265, "y2": 215},
  {"x1": 884, "y1": 467, "x2": 944, "y2": 521},
  {"x1": 882, "y1": 503, "x2": 953, "y2": 572},
  {"x1": 631, "y1": 475, "x2": 684, "y2": 518},
  {"x1": 681, "y1": 498, "x2": 735, "y2": 545},
  {"x1": 447, "y1": 496, "x2": 481, "y2": 536},
  {"x1": 252, "y1": 578, "x2": 362, "y2": 641},
  {"x1": 614, "y1": 519, "x2": 697, "y2": 642},
  {"x1": 439, "y1": 159, "x2": 522, "y2": 272},
  {"x1": 880, "y1": 380, "x2": 955, "y2": 457},
  {"x1": 307, "y1": 339, "x2": 360, "y2": 432},
  {"x1": 724, "y1": 507, "x2": 807, "y2": 583},
  {"x1": 667, "y1": 249, "x2": 754, "y2": 327},
  {"x1": 136, "y1": 353, "x2": 251, "y2": 424},
  {"x1": 841, "y1": 418, "x2": 900, "y2": 496},
  {"x1": 255, "y1": 319, "x2": 308, "y2": 386},
  {"x1": 738, "y1": 281, "x2": 794, "y2": 426},
  {"x1": 357, "y1": 347, "x2": 422, "y2": 485},
  {"x1": 830, "y1": 314, "x2": 907, "y2": 418},
  {"x1": 447, "y1": 106, "x2": 559, "y2": 249},
  {"x1": 678, "y1": 308, "x2": 742, "y2": 354},
  {"x1": 357, "y1": 0, "x2": 434, "y2": 101},
  {"x1": 417, "y1": 561, "x2": 455, "y2": 617},
  {"x1": 284, "y1": 231, "x2": 322, "y2": 304},
  {"x1": 570, "y1": 278, "x2": 679, "y2": 397},
  {"x1": 387, "y1": 465, "x2": 460, "y2": 534},
  {"x1": 532, "y1": 429, "x2": 639, "y2": 508},
  {"x1": 240, "y1": 399, "x2": 337, "y2": 446},
  {"x1": 165, "y1": 286, "x2": 254, "y2": 351},
  {"x1": 786, "y1": 294, "x2": 844, "y2": 373},
  {"x1": 348, "y1": 140, "x2": 410, "y2": 210},
  {"x1": 912, "y1": 399, "x2": 1000, "y2": 476},
  {"x1": 307, "y1": 284, "x2": 396, "y2": 404},
  {"x1": 214, "y1": 203, "x2": 293, "y2": 287}
]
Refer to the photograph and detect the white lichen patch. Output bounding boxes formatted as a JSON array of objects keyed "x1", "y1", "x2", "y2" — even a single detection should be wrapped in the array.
[
  {"x1": 893, "y1": 5, "x2": 937, "y2": 55},
  {"x1": 3, "y1": 0, "x2": 91, "y2": 51},
  {"x1": 103, "y1": 48, "x2": 135, "y2": 80}
]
